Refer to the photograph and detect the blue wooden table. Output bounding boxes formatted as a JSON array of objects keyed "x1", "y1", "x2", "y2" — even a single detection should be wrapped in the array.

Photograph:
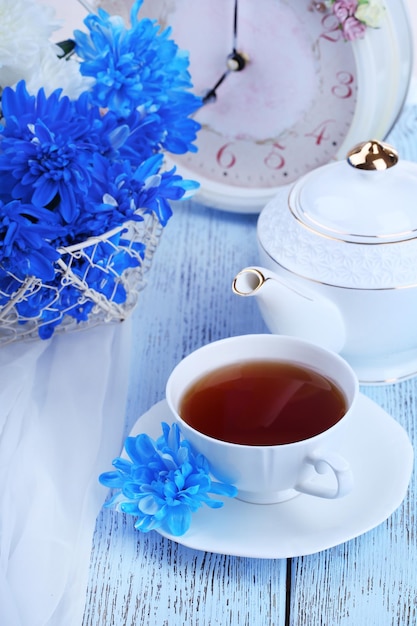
[{"x1": 81, "y1": 104, "x2": 417, "y2": 625}]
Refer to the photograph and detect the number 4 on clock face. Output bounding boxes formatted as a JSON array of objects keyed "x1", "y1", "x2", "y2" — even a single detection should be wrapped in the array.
[{"x1": 138, "y1": 0, "x2": 411, "y2": 212}]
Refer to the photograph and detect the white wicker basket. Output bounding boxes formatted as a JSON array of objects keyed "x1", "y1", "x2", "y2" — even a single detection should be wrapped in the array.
[{"x1": 0, "y1": 210, "x2": 162, "y2": 344}]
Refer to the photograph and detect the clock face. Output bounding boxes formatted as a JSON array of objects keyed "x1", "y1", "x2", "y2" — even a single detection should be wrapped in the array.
[
  {"x1": 101, "y1": 0, "x2": 411, "y2": 212},
  {"x1": 147, "y1": 0, "x2": 357, "y2": 190}
]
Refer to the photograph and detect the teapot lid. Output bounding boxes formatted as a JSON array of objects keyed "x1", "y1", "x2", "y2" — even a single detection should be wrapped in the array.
[
  {"x1": 257, "y1": 140, "x2": 417, "y2": 289},
  {"x1": 290, "y1": 140, "x2": 417, "y2": 244}
]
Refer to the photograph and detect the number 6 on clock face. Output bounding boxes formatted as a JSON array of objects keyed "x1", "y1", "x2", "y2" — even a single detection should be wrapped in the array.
[{"x1": 137, "y1": 0, "x2": 412, "y2": 212}]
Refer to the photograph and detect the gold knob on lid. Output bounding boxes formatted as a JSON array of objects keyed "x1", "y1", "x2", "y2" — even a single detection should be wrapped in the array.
[{"x1": 347, "y1": 140, "x2": 398, "y2": 171}]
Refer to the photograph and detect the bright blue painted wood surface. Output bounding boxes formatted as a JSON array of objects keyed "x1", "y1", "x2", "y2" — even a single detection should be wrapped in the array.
[{"x1": 82, "y1": 105, "x2": 417, "y2": 626}]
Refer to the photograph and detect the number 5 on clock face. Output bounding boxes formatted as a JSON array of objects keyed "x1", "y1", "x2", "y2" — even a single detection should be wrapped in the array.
[{"x1": 138, "y1": 0, "x2": 412, "y2": 212}]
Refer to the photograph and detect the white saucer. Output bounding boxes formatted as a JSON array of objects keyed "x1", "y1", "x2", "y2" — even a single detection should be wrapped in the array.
[
  {"x1": 128, "y1": 395, "x2": 413, "y2": 559},
  {"x1": 349, "y1": 350, "x2": 417, "y2": 386}
]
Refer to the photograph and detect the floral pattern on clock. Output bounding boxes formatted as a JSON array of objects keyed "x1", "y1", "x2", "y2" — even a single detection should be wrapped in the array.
[{"x1": 325, "y1": 0, "x2": 385, "y2": 41}]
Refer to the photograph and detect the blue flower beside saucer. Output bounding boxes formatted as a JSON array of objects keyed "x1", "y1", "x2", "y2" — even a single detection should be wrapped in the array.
[{"x1": 99, "y1": 422, "x2": 238, "y2": 537}]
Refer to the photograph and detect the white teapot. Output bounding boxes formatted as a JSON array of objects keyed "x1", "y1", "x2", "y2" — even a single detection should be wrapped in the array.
[{"x1": 233, "y1": 140, "x2": 417, "y2": 384}]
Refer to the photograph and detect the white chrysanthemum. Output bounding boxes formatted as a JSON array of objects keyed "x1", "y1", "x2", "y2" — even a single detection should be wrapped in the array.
[
  {"x1": 0, "y1": 0, "x2": 62, "y2": 88},
  {"x1": 24, "y1": 47, "x2": 95, "y2": 99},
  {"x1": 355, "y1": 0, "x2": 385, "y2": 28}
]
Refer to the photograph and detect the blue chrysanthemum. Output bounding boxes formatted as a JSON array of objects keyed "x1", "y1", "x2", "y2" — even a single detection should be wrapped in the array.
[
  {"x1": 79, "y1": 152, "x2": 199, "y2": 232},
  {"x1": 74, "y1": 0, "x2": 201, "y2": 154},
  {"x1": 0, "y1": 82, "x2": 120, "y2": 225},
  {"x1": 0, "y1": 199, "x2": 63, "y2": 281},
  {"x1": 99, "y1": 422, "x2": 238, "y2": 536}
]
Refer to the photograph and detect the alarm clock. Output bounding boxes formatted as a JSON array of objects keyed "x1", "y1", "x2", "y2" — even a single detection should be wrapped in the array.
[{"x1": 101, "y1": 0, "x2": 413, "y2": 213}]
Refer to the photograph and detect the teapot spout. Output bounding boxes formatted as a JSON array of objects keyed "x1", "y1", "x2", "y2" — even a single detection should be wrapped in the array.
[{"x1": 232, "y1": 267, "x2": 346, "y2": 354}]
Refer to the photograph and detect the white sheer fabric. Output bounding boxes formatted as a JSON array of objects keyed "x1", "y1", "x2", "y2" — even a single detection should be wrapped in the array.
[{"x1": 0, "y1": 321, "x2": 131, "y2": 625}]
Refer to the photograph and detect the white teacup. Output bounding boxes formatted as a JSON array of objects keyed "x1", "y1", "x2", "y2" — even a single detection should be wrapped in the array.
[{"x1": 166, "y1": 334, "x2": 358, "y2": 504}]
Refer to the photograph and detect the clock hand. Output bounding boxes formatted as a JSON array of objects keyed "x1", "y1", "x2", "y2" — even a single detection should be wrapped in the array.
[
  {"x1": 202, "y1": 0, "x2": 248, "y2": 105},
  {"x1": 232, "y1": 0, "x2": 239, "y2": 54},
  {"x1": 201, "y1": 52, "x2": 247, "y2": 104}
]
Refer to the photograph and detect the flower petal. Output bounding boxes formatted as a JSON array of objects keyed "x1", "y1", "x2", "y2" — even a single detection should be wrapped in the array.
[
  {"x1": 162, "y1": 504, "x2": 192, "y2": 536},
  {"x1": 138, "y1": 494, "x2": 161, "y2": 515}
]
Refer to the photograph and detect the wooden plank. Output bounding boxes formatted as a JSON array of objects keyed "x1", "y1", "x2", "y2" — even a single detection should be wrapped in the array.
[
  {"x1": 287, "y1": 381, "x2": 417, "y2": 626},
  {"x1": 83, "y1": 509, "x2": 289, "y2": 626}
]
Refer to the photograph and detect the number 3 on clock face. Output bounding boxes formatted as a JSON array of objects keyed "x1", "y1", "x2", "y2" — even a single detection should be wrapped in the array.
[{"x1": 139, "y1": 0, "x2": 410, "y2": 212}]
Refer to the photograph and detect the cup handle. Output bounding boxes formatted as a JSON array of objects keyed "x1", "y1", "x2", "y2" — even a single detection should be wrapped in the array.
[{"x1": 295, "y1": 450, "x2": 353, "y2": 499}]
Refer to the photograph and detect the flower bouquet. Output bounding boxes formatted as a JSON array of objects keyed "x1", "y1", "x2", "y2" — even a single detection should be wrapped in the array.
[{"x1": 0, "y1": 0, "x2": 201, "y2": 342}]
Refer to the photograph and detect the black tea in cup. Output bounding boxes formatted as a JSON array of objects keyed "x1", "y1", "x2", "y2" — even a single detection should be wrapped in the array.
[{"x1": 179, "y1": 360, "x2": 347, "y2": 446}]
